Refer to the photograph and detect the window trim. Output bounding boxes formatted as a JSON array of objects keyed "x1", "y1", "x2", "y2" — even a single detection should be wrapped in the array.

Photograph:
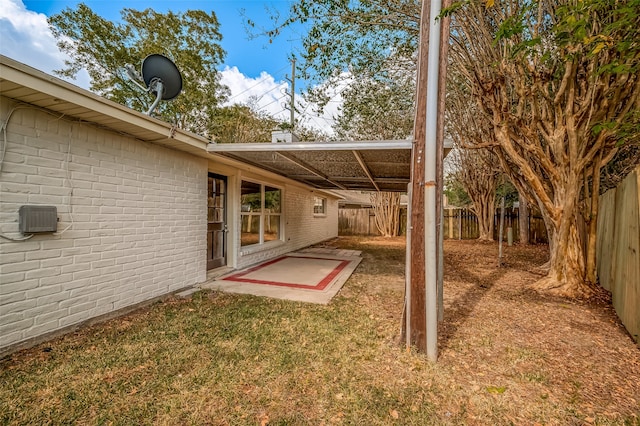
[{"x1": 313, "y1": 196, "x2": 327, "y2": 217}]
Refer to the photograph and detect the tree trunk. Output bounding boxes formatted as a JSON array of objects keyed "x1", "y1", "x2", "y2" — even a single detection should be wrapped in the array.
[
  {"x1": 493, "y1": 126, "x2": 597, "y2": 298},
  {"x1": 498, "y1": 196, "x2": 505, "y2": 266},
  {"x1": 475, "y1": 194, "x2": 495, "y2": 240},
  {"x1": 536, "y1": 215, "x2": 595, "y2": 298},
  {"x1": 518, "y1": 193, "x2": 529, "y2": 245},
  {"x1": 371, "y1": 192, "x2": 401, "y2": 237}
]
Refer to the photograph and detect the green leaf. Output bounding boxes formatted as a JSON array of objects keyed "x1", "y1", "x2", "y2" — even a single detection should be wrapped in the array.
[
  {"x1": 486, "y1": 386, "x2": 507, "y2": 394},
  {"x1": 591, "y1": 42, "x2": 606, "y2": 54}
]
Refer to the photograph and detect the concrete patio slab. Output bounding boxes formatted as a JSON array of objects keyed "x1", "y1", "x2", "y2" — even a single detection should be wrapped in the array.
[{"x1": 199, "y1": 249, "x2": 362, "y2": 304}]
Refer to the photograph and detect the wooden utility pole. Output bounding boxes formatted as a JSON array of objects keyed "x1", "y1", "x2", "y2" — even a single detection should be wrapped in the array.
[
  {"x1": 405, "y1": 0, "x2": 431, "y2": 353},
  {"x1": 285, "y1": 59, "x2": 296, "y2": 128},
  {"x1": 403, "y1": 0, "x2": 450, "y2": 359}
]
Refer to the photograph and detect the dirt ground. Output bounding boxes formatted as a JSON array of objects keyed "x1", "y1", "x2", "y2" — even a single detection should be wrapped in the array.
[
  {"x1": 340, "y1": 237, "x2": 640, "y2": 423},
  {"x1": 439, "y1": 239, "x2": 639, "y2": 421}
]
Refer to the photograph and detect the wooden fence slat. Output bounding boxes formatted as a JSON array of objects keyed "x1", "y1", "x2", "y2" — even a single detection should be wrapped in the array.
[
  {"x1": 607, "y1": 167, "x2": 639, "y2": 343},
  {"x1": 442, "y1": 208, "x2": 548, "y2": 243},
  {"x1": 596, "y1": 189, "x2": 617, "y2": 291},
  {"x1": 338, "y1": 208, "x2": 380, "y2": 236},
  {"x1": 597, "y1": 165, "x2": 640, "y2": 344}
]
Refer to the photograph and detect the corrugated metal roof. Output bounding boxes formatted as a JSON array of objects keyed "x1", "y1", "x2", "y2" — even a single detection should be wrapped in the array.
[
  {"x1": 207, "y1": 140, "x2": 414, "y2": 192},
  {"x1": 332, "y1": 190, "x2": 409, "y2": 206}
]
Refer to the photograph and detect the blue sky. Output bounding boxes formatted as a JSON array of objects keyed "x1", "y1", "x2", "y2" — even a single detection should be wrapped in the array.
[
  {"x1": 21, "y1": 0, "x2": 303, "y2": 83},
  {"x1": 0, "y1": 0, "x2": 342, "y2": 133}
]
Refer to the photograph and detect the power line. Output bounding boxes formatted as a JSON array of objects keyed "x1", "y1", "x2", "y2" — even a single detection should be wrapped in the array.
[
  {"x1": 223, "y1": 60, "x2": 351, "y2": 135},
  {"x1": 259, "y1": 93, "x2": 288, "y2": 109},
  {"x1": 225, "y1": 64, "x2": 290, "y2": 103}
]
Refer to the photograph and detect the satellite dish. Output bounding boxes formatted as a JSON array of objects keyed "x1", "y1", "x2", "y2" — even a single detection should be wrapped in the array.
[
  {"x1": 142, "y1": 54, "x2": 183, "y2": 100},
  {"x1": 124, "y1": 54, "x2": 183, "y2": 115}
]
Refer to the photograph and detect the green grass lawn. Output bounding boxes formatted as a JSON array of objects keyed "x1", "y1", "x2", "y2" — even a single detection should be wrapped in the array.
[
  {"x1": 1, "y1": 237, "x2": 639, "y2": 425},
  {"x1": 2, "y1": 286, "x2": 422, "y2": 425}
]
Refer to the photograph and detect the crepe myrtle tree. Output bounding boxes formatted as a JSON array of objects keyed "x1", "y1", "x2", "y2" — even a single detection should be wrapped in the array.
[
  {"x1": 446, "y1": 0, "x2": 640, "y2": 297},
  {"x1": 448, "y1": 148, "x2": 501, "y2": 240},
  {"x1": 446, "y1": 70, "x2": 503, "y2": 241},
  {"x1": 370, "y1": 192, "x2": 402, "y2": 237}
]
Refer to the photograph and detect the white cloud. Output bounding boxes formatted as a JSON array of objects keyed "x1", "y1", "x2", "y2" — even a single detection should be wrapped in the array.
[
  {"x1": 220, "y1": 66, "x2": 289, "y2": 117},
  {"x1": 297, "y1": 75, "x2": 353, "y2": 137},
  {"x1": 220, "y1": 65, "x2": 339, "y2": 136},
  {"x1": 0, "y1": 0, "x2": 91, "y2": 88}
]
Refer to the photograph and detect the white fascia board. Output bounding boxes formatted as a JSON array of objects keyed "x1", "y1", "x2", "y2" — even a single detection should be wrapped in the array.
[{"x1": 207, "y1": 140, "x2": 413, "y2": 152}]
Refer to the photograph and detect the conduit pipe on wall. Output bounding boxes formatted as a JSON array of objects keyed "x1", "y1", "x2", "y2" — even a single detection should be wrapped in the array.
[{"x1": 424, "y1": 0, "x2": 443, "y2": 362}]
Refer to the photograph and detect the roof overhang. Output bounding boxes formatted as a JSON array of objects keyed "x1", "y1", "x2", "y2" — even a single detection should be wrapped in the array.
[
  {"x1": 208, "y1": 138, "x2": 452, "y2": 192},
  {"x1": 0, "y1": 55, "x2": 211, "y2": 158}
]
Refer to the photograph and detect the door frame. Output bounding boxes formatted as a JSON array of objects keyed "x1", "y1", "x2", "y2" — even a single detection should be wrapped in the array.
[{"x1": 207, "y1": 172, "x2": 228, "y2": 270}]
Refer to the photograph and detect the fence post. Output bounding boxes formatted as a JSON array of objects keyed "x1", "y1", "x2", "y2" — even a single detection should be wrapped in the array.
[{"x1": 498, "y1": 197, "x2": 506, "y2": 266}]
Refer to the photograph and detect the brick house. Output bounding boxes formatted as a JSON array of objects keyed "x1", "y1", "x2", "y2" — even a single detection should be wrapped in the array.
[{"x1": 0, "y1": 56, "x2": 343, "y2": 355}]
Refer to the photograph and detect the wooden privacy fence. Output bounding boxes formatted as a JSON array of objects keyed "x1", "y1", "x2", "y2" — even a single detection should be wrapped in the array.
[
  {"x1": 339, "y1": 205, "x2": 545, "y2": 242},
  {"x1": 338, "y1": 207, "x2": 407, "y2": 236},
  {"x1": 596, "y1": 165, "x2": 640, "y2": 344},
  {"x1": 339, "y1": 208, "x2": 379, "y2": 236},
  {"x1": 443, "y1": 208, "x2": 548, "y2": 243}
]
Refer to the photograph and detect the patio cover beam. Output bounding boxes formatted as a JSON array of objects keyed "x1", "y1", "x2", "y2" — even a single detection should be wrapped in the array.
[
  {"x1": 352, "y1": 150, "x2": 380, "y2": 192},
  {"x1": 286, "y1": 176, "x2": 408, "y2": 184}
]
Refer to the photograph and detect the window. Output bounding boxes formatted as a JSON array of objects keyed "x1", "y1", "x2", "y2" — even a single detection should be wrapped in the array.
[
  {"x1": 313, "y1": 197, "x2": 327, "y2": 215},
  {"x1": 240, "y1": 180, "x2": 281, "y2": 247}
]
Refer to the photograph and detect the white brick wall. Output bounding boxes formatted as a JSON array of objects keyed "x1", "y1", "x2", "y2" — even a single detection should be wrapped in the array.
[
  {"x1": 0, "y1": 98, "x2": 207, "y2": 352},
  {"x1": 284, "y1": 186, "x2": 338, "y2": 250}
]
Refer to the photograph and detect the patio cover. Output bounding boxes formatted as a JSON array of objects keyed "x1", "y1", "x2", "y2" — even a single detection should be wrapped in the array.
[{"x1": 207, "y1": 140, "x2": 417, "y2": 192}]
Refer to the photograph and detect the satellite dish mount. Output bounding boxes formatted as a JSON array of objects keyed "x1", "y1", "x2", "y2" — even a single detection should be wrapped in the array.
[{"x1": 125, "y1": 54, "x2": 183, "y2": 115}]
